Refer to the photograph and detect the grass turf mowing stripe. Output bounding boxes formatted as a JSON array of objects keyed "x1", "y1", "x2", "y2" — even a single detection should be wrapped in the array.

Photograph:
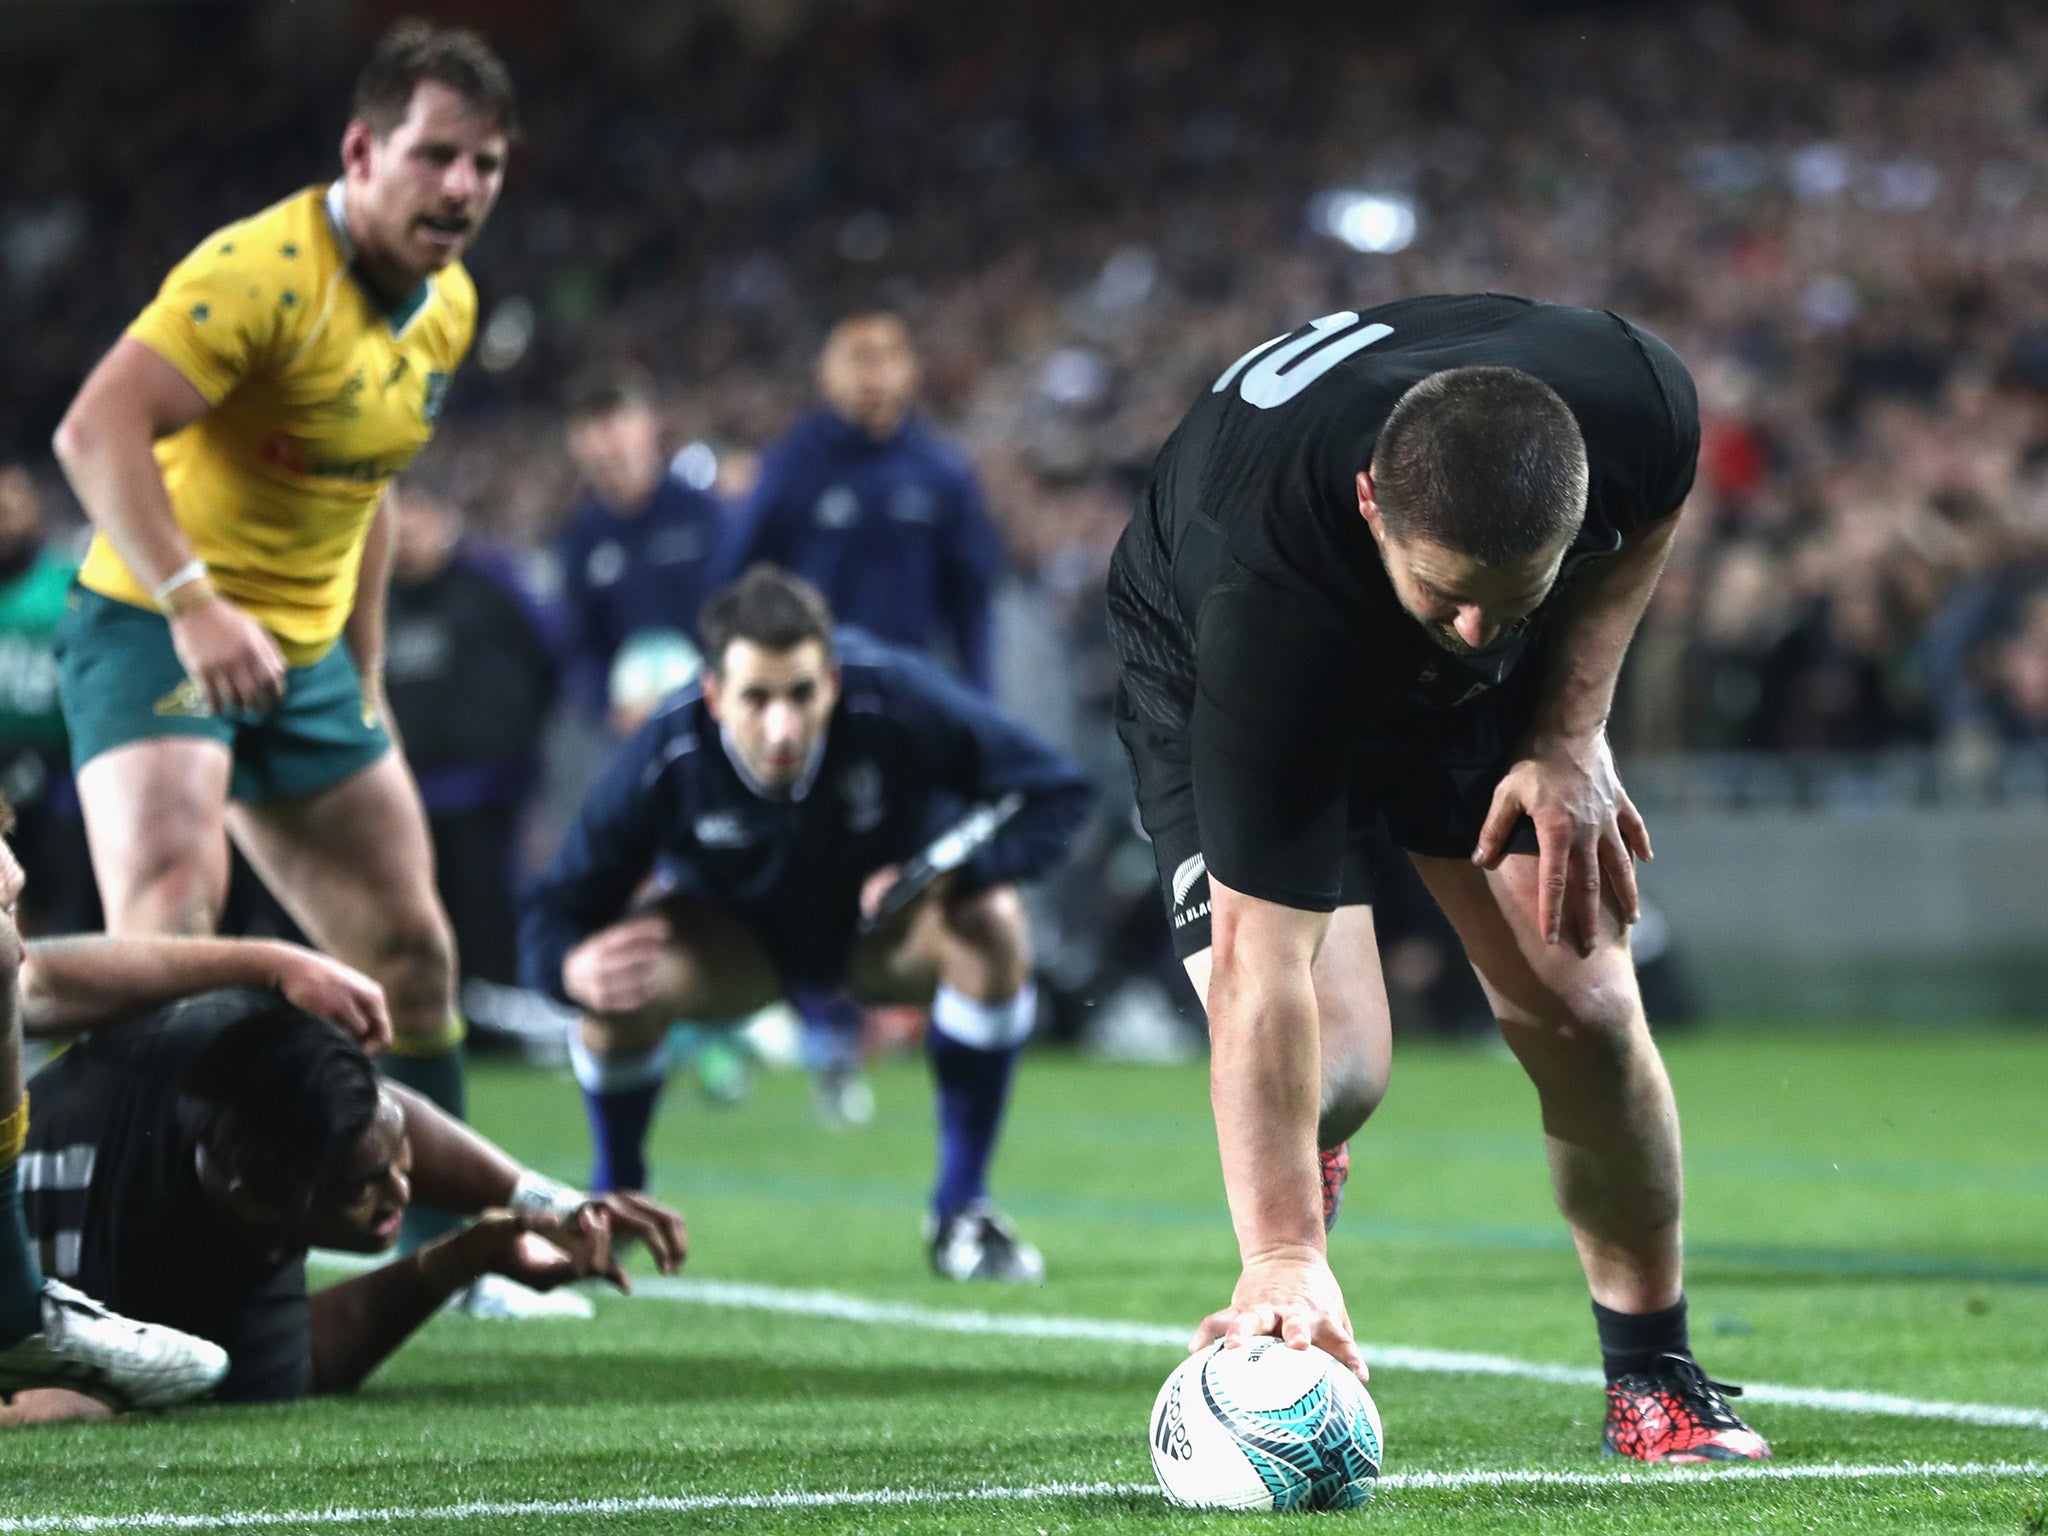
[
  {"x1": 636, "y1": 1276, "x2": 2048, "y2": 1432},
  {"x1": 651, "y1": 1165, "x2": 2048, "y2": 1285},
  {"x1": 8, "y1": 1463, "x2": 2047, "y2": 1531}
]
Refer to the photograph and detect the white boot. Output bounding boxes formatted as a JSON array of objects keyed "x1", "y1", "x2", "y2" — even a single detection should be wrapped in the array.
[
  {"x1": 456, "y1": 1273, "x2": 595, "y2": 1320},
  {"x1": 0, "y1": 1279, "x2": 228, "y2": 1410}
]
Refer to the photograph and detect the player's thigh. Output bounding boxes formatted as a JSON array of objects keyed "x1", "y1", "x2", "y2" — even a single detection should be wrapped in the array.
[
  {"x1": 854, "y1": 884, "x2": 1031, "y2": 1005},
  {"x1": 846, "y1": 900, "x2": 945, "y2": 1005},
  {"x1": 640, "y1": 898, "x2": 784, "y2": 1023},
  {"x1": 226, "y1": 752, "x2": 444, "y2": 963},
  {"x1": 1409, "y1": 852, "x2": 1639, "y2": 1034},
  {"x1": 74, "y1": 737, "x2": 234, "y2": 932}
]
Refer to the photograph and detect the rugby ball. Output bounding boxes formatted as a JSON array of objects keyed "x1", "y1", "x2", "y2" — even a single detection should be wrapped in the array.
[{"x1": 1148, "y1": 1339, "x2": 1382, "y2": 1512}]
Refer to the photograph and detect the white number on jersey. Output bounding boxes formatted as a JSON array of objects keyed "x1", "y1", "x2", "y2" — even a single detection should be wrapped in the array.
[{"x1": 1212, "y1": 312, "x2": 1394, "y2": 409}]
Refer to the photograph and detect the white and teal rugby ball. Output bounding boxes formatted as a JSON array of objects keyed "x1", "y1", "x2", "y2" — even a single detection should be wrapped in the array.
[{"x1": 1148, "y1": 1338, "x2": 1383, "y2": 1512}]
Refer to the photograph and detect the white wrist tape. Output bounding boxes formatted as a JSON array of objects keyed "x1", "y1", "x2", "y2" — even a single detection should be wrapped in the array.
[
  {"x1": 508, "y1": 1170, "x2": 587, "y2": 1224},
  {"x1": 151, "y1": 559, "x2": 210, "y2": 605}
]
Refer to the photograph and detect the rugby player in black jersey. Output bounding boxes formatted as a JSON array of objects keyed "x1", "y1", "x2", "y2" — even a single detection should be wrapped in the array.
[{"x1": 1108, "y1": 293, "x2": 1768, "y2": 1462}]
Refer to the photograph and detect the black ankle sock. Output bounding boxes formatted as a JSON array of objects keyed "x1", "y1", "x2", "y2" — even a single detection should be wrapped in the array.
[{"x1": 1593, "y1": 1296, "x2": 1691, "y2": 1381}]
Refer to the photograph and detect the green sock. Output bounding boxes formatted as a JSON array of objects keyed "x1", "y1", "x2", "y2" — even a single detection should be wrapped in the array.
[
  {"x1": 0, "y1": 1152, "x2": 46, "y2": 1347},
  {"x1": 380, "y1": 1046, "x2": 469, "y2": 1251},
  {"x1": 381, "y1": 1044, "x2": 468, "y2": 1120}
]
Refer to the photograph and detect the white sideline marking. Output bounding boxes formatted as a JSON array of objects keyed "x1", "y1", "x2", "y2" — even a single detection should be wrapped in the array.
[
  {"x1": 636, "y1": 1276, "x2": 2048, "y2": 1432},
  {"x1": 7, "y1": 1463, "x2": 2048, "y2": 1532}
]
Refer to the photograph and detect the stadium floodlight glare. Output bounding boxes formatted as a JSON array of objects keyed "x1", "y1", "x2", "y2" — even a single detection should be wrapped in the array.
[{"x1": 1314, "y1": 191, "x2": 1417, "y2": 254}]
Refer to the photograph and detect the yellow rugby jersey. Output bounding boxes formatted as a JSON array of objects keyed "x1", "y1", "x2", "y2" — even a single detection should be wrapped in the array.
[{"x1": 79, "y1": 184, "x2": 476, "y2": 664}]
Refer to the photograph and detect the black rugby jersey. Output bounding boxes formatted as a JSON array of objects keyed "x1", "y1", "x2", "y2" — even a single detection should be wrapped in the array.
[
  {"x1": 21, "y1": 989, "x2": 315, "y2": 1403},
  {"x1": 1107, "y1": 293, "x2": 1697, "y2": 911}
]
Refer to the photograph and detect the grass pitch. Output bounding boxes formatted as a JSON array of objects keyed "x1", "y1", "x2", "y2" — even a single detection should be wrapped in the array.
[{"x1": 4, "y1": 1024, "x2": 2045, "y2": 1533}]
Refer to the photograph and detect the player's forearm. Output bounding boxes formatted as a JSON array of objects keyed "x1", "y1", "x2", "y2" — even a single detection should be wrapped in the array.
[
  {"x1": 1528, "y1": 514, "x2": 1678, "y2": 745},
  {"x1": 0, "y1": 1388, "x2": 115, "y2": 1428},
  {"x1": 1206, "y1": 906, "x2": 1328, "y2": 1263},
  {"x1": 19, "y1": 936, "x2": 303, "y2": 1038},
  {"x1": 387, "y1": 1083, "x2": 526, "y2": 1213},
  {"x1": 308, "y1": 1240, "x2": 482, "y2": 1394},
  {"x1": 51, "y1": 402, "x2": 197, "y2": 592}
]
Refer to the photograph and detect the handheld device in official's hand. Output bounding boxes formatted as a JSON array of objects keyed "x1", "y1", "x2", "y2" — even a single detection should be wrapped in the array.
[{"x1": 860, "y1": 792, "x2": 1026, "y2": 933}]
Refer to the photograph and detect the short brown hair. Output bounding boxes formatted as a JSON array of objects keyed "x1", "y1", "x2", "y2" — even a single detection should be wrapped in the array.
[
  {"x1": 1373, "y1": 366, "x2": 1588, "y2": 567},
  {"x1": 699, "y1": 565, "x2": 835, "y2": 674},
  {"x1": 564, "y1": 362, "x2": 657, "y2": 422},
  {"x1": 353, "y1": 19, "x2": 519, "y2": 140}
]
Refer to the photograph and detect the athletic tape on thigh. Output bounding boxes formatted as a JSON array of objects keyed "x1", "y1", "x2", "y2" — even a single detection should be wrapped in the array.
[{"x1": 386, "y1": 1013, "x2": 468, "y2": 1058}]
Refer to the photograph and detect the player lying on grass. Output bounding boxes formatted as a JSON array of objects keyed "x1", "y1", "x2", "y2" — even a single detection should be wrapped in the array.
[
  {"x1": 0, "y1": 814, "x2": 241, "y2": 1415},
  {"x1": 1108, "y1": 294, "x2": 1769, "y2": 1462},
  {"x1": 1, "y1": 970, "x2": 683, "y2": 1425},
  {"x1": 522, "y1": 564, "x2": 1093, "y2": 1282}
]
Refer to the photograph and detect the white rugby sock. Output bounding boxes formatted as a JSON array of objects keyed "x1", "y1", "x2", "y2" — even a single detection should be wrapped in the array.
[
  {"x1": 929, "y1": 982, "x2": 1037, "y2": 1052},
  {"x1": 568, "y1": 1033, "x2": 673, "y2": 1093}
]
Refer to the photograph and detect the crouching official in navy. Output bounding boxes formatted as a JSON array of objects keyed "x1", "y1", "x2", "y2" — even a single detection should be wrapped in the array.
[{"x1": 521, "y1": 565, "x2": 1092, "y2": 1282}]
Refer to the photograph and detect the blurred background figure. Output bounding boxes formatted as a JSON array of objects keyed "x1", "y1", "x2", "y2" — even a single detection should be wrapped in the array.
[
  {"x1": 556, "y1": 365, "x2": 723, "y2": 731},
  {"x1": 722, "y1": 312, "x2": 1001, "y2": 693},
  {"x1": 384, "y1": 481, "x2": 563, "y2": 1058},
  {"x1": 1985, "y1": 590, "x2": 2048, "y2": 748},
  {"x1": 719, "y1": 311, "x2": 1007, "y2": 1117},
  {"x1": 0, "y1": 447, "x2": 94, "y2": 937}
]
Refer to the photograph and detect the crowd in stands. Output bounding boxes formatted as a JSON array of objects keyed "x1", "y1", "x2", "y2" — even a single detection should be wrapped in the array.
[{"x1": 9, "y1": 0, "x2": 2048, "y2": 760}]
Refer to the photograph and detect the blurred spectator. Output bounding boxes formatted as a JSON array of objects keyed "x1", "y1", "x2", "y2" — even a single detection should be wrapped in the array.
[
  {"x1": 554, "y1": 365, "x2": 724, "y2": 725},
  {"x1": 13, "y1": 0, "x2": 2048, "y2": 765},
  {"x1": 719, "y1": 311, "x2": 1002, "y2": 690},
  {"x1": 1985, "y1": 589, "x2": 2048, "y2": 745},
  {"x1": 0, "y1": 453, "x2": 95, "y2": 935},
  {"x1": 383, "y1": 482, "x2": 559, "y2": 1017}
]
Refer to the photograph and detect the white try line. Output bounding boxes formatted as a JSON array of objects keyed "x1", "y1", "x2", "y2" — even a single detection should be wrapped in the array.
[
  {"x1": 634, "y1": 1275, "x2": 2048, "y2": 1433},
  {"x1": 7, "y1": 1463, "x2": 2047, "y2": 1533}
]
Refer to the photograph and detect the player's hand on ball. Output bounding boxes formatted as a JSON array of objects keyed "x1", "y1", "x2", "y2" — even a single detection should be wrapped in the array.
[
  {"x1": 168, "y1": 595, "x2": 288, "y2": 715},
  {"x1": 581, "y1": 1190, "x2": 688, "y2": 1276},
  {"x1": 1473, "y1": 730, "x2": 1650, "y2": 955},
  {"x1": 270, "y1": 944, "x2": 392, "y2": 1054},
  {"x1": 562, "y1": 914, "x2": 673, "y2": 1015},
  {"x1": 1192, "y1": 1248, "x2": 1368, "y2": 1384}
]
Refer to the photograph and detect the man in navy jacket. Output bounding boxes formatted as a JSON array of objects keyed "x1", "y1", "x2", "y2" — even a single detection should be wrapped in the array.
[
  {"x1": 554, "y1": 365, "x2": 724, "y2": 722},
  {"x1": 717, "y1": 312, "x2": 1001, "y2": 692},
  {"x1": 521, "y1": 566, "x2": 1092, "y2": 1282}
]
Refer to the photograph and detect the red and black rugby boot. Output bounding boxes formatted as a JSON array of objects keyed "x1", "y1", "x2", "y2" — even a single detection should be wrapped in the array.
[
  {"x1": 1319, "y1": 1143, "x2": 1351, "y2": 1231},
  {"x1": 1602, "y1": 1353, "x2": 1772, "y2": 1463}
]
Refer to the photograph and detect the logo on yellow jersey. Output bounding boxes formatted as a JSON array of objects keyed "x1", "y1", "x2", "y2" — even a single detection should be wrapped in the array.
[
  {"x1": 326, "y1": 371, "x2": 368, "y2": 420},
  {"x1": 422, "y1": 371, "x2": 451, "y2": 425}
]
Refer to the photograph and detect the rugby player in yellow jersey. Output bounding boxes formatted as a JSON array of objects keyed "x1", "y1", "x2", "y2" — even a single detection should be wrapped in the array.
[{"x1": 50, "y1": 22, "x2": 512, "y2": 1268}]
